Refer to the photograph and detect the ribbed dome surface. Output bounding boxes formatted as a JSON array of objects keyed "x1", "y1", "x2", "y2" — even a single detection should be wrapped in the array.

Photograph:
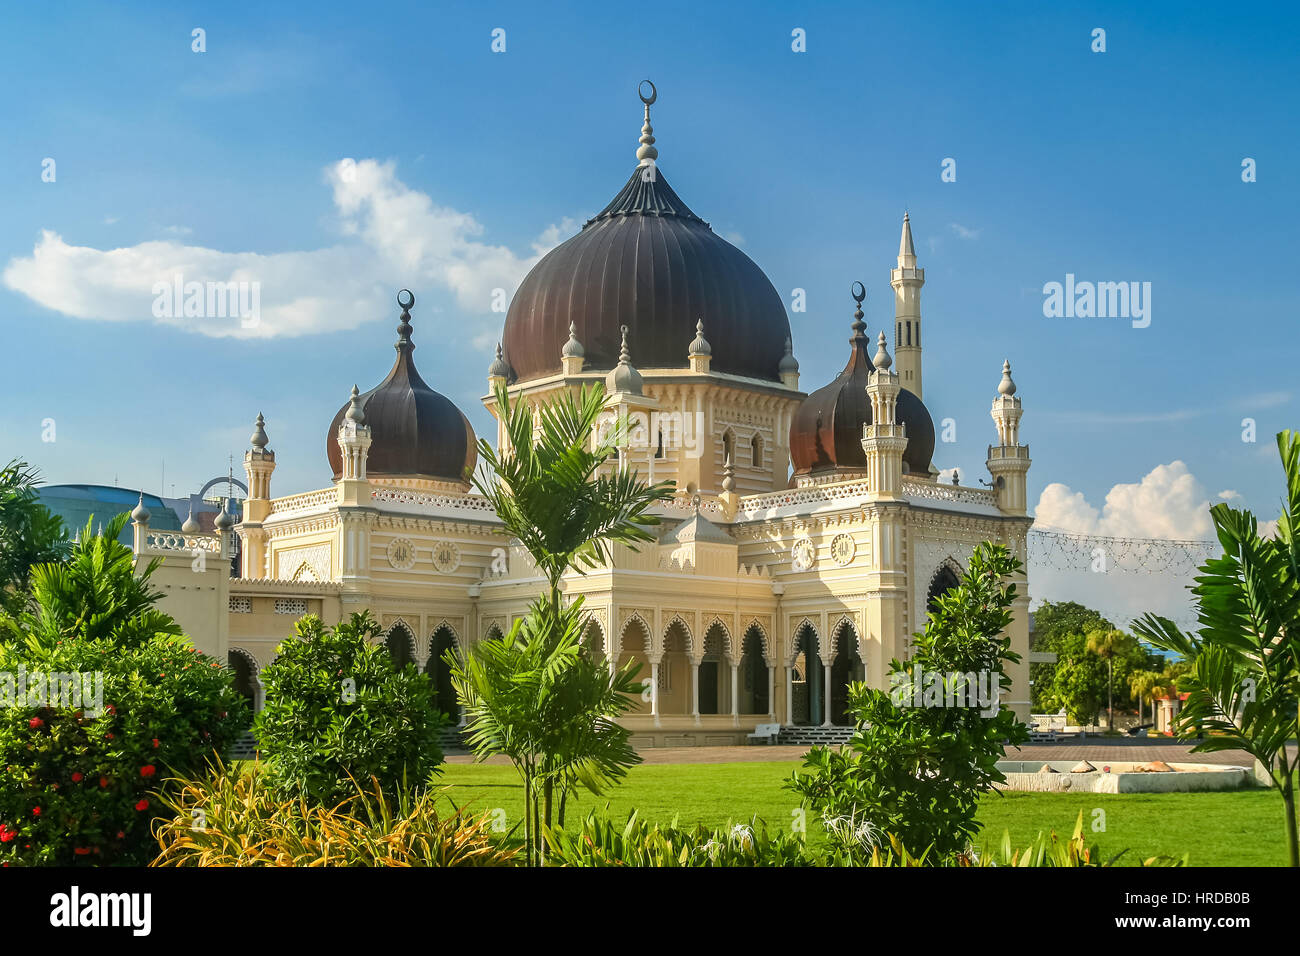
[
  {"x1": 790, "y1": 325, "x2": 935, "y2": 478},
  {"x1": 501, "y1": 165, "x2": 792, "y2": 383},
  {"x1": 327, "y1": 297, "x2": 477, "y2": 484}
]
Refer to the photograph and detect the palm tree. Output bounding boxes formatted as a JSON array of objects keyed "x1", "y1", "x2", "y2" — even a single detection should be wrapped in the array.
[
  {"x1": 1135, "y1": 430, "x2": 1300, "y2": 867},
  {"x1": 1085, "y1": 629, "x2": 1136, "y2": 731},
  {"x1": 1128, "y1": 669, "x2": 1162, "y2": 727},
  {"x1": 2, "y1": 513, "x2": 178, "y2": 649},
  {"x1": 454, "y1": 381, "x2": 674, "y2": 864},
  {"x1": 0, "y1": 459, "x2": 69, "y2": 614}
]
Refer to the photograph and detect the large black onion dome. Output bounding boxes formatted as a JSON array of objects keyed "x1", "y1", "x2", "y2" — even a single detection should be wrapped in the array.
[
  {"x1": 327, "y1": 290, "x2": 477, "y2": 484},
  {"x1": 501, "y1": 164, "x2": 792, "y2": 383},
  {"x1": 789, "y1": 294, "x2": 934, "y2": 479}
]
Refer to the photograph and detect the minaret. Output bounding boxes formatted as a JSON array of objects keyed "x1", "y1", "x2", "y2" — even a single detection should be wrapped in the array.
[
  {"x1": 241, "y1": 413, "x2": 275, "y2": 578},
  {"x1": 336, "y1": 385, "x2": 373, "y2": 505},
  {"x1": 561, "y1": 322, "x2": 585, "y2": 376},
  {"x1": 861, "y1": 331, "x2": 909, "y2": 499},
  {"x1": 890, "y1": 212, "x2": 925, "y2": 398},
  {"x1": 987, "y1": 359, "x2": 1031, "y2": 514}
]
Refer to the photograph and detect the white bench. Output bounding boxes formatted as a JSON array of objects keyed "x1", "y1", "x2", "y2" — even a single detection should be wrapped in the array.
[{"x1": 747, "y1": 723, "x2": 781, "y2": 745}]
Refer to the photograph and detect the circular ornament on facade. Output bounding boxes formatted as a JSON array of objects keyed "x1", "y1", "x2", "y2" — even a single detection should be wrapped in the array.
[
  {"x1": 830, "y1": 533, "x2": 856, "y2": 566},
  {"x1": 386, "y1": 537, "x2": 416, "y2": 570},
  {"x1": 791, "y1": 537, "x2": 816, "y2": 572},
  {"x1": 431, "y1": 540, "x2": 462, "y2": 574}
]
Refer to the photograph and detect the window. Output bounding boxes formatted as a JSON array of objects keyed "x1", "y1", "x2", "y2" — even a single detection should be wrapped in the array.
[
  {"x1": 274, "y1": 598, "x2": 307, "y2": 615},
  {"x1": 229, "y1": 597, "x2": 252, "y2": 614},
  {"x1": 750, "y1": 433, "x2": 764, "y2": 470}
]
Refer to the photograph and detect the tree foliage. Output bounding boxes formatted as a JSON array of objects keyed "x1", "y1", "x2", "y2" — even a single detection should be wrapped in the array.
[{"x1": 787, "y1": 542, "x2": 1029, "y2": 862}]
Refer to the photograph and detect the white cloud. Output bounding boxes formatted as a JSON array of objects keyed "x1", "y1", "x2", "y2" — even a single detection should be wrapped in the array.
[
  {"x1": 3, "y1": 158, "x2": 569, "y2": 342},
  {"x1": 1035, "y1": 460, "x2": 1214, "y2": 540},
  {"x1": 949, "y1": 222, "x2": 981, "y2": 240},
  {"x1": 1030, "y1": 461, "x2": 1217, "y2": 628}
]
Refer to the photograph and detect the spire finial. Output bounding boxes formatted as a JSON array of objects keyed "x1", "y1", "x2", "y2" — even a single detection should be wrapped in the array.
[
  {"x1": 182, "y1": 504, "x2": 200, "y2": 535},
  {"x1": 488, "y1": 341, "x2": 511, "y2": 380},
  {"x1": 636, "y1": 80, "x2": 658, "y2": 166},
  {"x1": 899, "y1": 212, "x2": 916, "y2": 261},
  {"x1": 873, "y1": 330, "x2": 892, "y2": 370},
  {"x1": 998, "y1": 358, "x2": 1017, "y2": 396},
  {"x1": 849, "y1": 281, "x2": 867, "y2": 341},
  {"x1": 347, "y1": 384, "x2": 366, "y2": 423},
  {"x1": 131, "y1": 492, "x2": 151, "y2": 525},
  {"x1": 619, "y1": 324, "x2": 631, "y2": 364},
  {"x1": 562, "y1": 321, "x2": 585, "y2": 359},
  {"x1": 779, "y1": 334, "x2": 799, "y2": 373},
  {"x1": 688, "y1": 317, "x2": 711, "y2": 356},
  {"x1": 250, "y1": 412, "x2": 269, "y2": 450},
  {"x1": 605, "y1": 325, "x2": 643, "y2": 394},
  {"x1": 395, "y1": 288, "x2": 415, "y2": 354}
]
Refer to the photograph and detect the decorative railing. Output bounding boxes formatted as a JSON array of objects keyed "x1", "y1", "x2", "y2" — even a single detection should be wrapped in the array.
[
  {"x1": 145, "y1": 531, "x2": 222, "y2": 553},
  {"x1": 902, "y1": 477, "x2": 998, "y2": 507},
  {"x1": 737, "y1": 476, "x2": 997, "y2": 518},
  {"x1": 268, "y1": 489, "x2": 337, "y2": 515},
  {"x1": 738, "y1": 480, "x2": 872, "y2": 517},
  {"x1": 660, "y1": 492, "x2": 725, "y2": 515},
  {"x1": 368, "y1": 487, "x2": 499, "y2": 516}
]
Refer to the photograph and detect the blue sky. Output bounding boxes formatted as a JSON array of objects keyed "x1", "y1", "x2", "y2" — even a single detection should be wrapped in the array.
[{"x1": 2, "y1": 0, "x2": 1296, "y2": 622}]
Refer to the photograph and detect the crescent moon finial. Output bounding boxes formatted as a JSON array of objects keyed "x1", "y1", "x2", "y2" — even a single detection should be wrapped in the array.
[
  {"x1": 638, "y1": 79, "x2": 657, "y2": 105},
  {"x1": 397, "y1": 288, "x2": 415, "y2": 311},
  {"x1": 851, "y1": 281, "x2": 866, "y2": 304}
]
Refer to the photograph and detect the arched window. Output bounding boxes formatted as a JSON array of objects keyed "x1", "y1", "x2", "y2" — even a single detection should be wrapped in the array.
[
  {"x1": 722, "y1": 429, "x2": 735, "y2": 466},
  {"x1": 927, "y1": 564, "x2": 962, "y2": 616},
  {"x1": 750, "y1": 433, "x2": 763, "y2": 470},
  {"x1": 385, "y1": 624, "x2": 416, "y2": 670}
]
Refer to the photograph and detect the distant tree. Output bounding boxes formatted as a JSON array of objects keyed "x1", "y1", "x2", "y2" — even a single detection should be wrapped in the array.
[
  {"x1": 1029, "y1": 601, "x2": 1112, "y2": 711},
  {"x1": 1086, "y1": 629, "x2": 1138, "y2": 730},
  {"x1": 1049, "y1": 632, "x2": 1108, "y2": 727}
]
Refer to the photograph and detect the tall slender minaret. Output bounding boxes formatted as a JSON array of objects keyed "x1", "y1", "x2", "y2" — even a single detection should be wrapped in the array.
[
  {"x1": 861, "y1": 332, "x2": 909, "y2": 499},
  {"x1": 890, "y1": 212, "x2": 925, "y2": 398},
  {"x1": 987, "y1": 359, "x2": 1031, "y2": 515},
  {"x1": 241, "y1": 413, "x2": 275, "y2": 579}
]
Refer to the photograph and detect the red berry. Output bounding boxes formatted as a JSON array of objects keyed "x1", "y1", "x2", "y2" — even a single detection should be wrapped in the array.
[
  {"x1": 28, "y1": 717, "x2": 43, "y2": 729},
  {"x1": 139, "y1": 765, "x2": 156, "y2": 778},
  {"x1": 31, "y1": 807, "x2": 40, "y2": 817},
  {"x1": 134, "y1": 798, "x2": 149, "y2": 812},
  {"x1": 71, "y1": 772, "x2": 83, "y2": 783}
]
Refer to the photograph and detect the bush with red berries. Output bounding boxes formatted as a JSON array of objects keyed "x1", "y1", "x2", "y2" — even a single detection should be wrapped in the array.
[{"x1": 0, "y1": 636, "x2": 249, "y2": 866}]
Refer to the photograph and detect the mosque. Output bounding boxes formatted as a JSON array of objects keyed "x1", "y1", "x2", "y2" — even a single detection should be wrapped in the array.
[{"x1": 129, "y1": 84, "x2": 1034, "y2": 745}]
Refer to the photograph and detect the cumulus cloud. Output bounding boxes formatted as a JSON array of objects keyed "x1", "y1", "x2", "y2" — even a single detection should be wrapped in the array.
[
  {"x1": 1030, "y1": 461, "x2": 1218, "y2": 629},
  {"x1": 3, "y1": 158, "x2": 572, "y2": 341},
  {"x1": 1034, "y1": 461, "x2": 1214, "y2": 540}
]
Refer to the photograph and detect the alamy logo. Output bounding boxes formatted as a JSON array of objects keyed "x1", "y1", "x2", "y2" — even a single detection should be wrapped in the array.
[
  {"x1": 152, "y1": 274, "x2": 261, "y2": 328},
  {"x1": 593, "y1": 409, "x2": 707, "y2": 459},
  {"x1": 889, "y1": 664, "x2": 1001, "y2": 716},
  {"x1": 1042, "y1": 274, "x2": 1151, "y2": 328},
  {"x1": 0, "y1": 667, "x2": 104, "y2": 717},
  {"x1": 49, "y1": 886, "x2": 151, "y2": 936}
]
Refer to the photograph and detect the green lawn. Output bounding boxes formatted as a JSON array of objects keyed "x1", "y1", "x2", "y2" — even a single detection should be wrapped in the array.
[{"x1": 433, "y1": 760, "x2": 1291, "y2": 866}]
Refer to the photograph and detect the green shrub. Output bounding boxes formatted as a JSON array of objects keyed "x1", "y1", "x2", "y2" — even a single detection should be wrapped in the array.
[
  {"x1": 255, "y1": 611, "x2": 445, "y2": 806},
  {"x1": 787, "y1": 542, "x2": 1030, "y2": 862},
  {"x1": 0, "y1": 636, "x2": 249, "y2": 866},
  {"x1": 545, "y1": 811, "x2": 815, "y2": 867},
  {"x1": 154, "y1": 762, "x2": 514, "y2": 867}
]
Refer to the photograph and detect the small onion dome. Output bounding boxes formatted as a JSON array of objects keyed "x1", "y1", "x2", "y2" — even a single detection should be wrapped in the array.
[
  {"x1": 998, "y1": 359, "x2": 1017, "y2": 396},
  {"x1": 872, "y1": 331, "x2": 892, "y2": 370},
  {"x1": 250, "y1": 412, "x2": 269, "y2": 449},
  {"x1": 131, "y1": 493, "x2": 151, "y2": 524},
  {"x1": 778, "y1": 335, "x2": 799, "y2": 373},
  {"x1": 214, "y1": 505, "x2": 235, "y2": 531},
  {"x1": 327, "y1": 290, "x2": 478, "y2": 484},
  {"x1": 561, "y1": 322, "x2": 585, "y2": 358},
  {"x1": 789, "y1": 297, "x2": 935, "y2": 479},
  {"x1": 688, "y1": 319, "x2": 711, "y2": 356},
  {"x1": 346, "y1": 385, "x2": 366, "y2": 424},
  {"x1": 181, "y1": 507, "x2": 200, "y2": 534},
  {"x1": 488, "y1": 342, "x2": 513, "y2": 380},
  {"x1": 605, "y1": 325, "x2": 643, "y2": 394}
]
